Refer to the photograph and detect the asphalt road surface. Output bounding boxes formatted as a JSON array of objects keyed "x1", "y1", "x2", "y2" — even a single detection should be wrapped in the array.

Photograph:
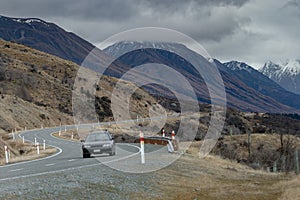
[
  {"x1": 0, "y1": 126, "x2": 142, "y2": 181},
  {"x1": 0, "y1": 125, "x2": 183, "y2": 199}
]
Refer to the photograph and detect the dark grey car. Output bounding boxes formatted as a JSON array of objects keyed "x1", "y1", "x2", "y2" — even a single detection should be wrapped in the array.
[{"x1": 81, "y1": 131, "x2": 116, "y2": 158}]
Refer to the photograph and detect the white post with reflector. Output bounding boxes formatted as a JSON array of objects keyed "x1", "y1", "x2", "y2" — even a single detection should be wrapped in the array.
[
  {"x1": 4, "y1": 145, "x2": 9, "y2": 164},
  {"x1": 162, "y1": 129, "x2": 165, "y2": 137},
  {"x1": 22, "y1": 136, "x2": 25, "y2": 144},
  {"x1": 140, "y1": 131, "x2": 145, "y2": 164},
  {"x1": 171, "y1": 130, "x2": 175, "y2": 140},
  {"x1": 34, "y1": 137, "x2": 37, "y2": 146},
  {"x1": 36, "y1": 142, "x2": 40, "y2": 155},
  {"x1": 43, "y1": 140, "x2": 46, "y2": 150},
  {"x1": 71, "y1": 132, "x2": 74, "y2": 140}
]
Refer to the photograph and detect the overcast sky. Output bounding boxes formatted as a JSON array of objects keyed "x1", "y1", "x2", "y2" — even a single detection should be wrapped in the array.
[{"x1": 1, "y1": 0, "x2": 299, "y2": 68}]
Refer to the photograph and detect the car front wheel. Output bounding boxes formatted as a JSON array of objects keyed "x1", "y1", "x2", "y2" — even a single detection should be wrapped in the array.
[{"x1": 83, "y1": 153, "x2": 90, "y2": 158}]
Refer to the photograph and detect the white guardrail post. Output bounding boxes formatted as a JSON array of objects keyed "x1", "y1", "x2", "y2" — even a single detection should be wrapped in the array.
[
  {"x1": 43, "y1": 140, "x2": 46, "y2": 150},
  {"x1": 140, "y1": 131, "x2": 145, "y2": 164},
  {"x1": 37, "y1": 142, "x2": 40, "y2": 155},
  {"x1": 4, "y1": 145, "x2": 9, "y2": 164}
]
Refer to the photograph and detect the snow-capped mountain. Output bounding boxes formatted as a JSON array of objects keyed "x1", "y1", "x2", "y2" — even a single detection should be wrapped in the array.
[
  {"x1": 223, "y1": 60, "x2": 256, "y2": 73},
  {"x1": 0, "y1": 15, "x2": 95, "y2": 65},
  {"x1": 259, "y1": 60, "x2": 300, "y2": 94},
  {"x1": 104, "y1": 41, "x2": 299, "y2": 113},
  {"x1": 223, "y1": 61, "x2": 300, "y2": 110},
  {"x1": 104, "y1": 41, "x2": 207, "y2": 60}
]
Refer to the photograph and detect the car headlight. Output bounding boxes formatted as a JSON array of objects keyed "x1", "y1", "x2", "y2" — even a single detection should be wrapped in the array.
[
  {"x1": 83, "y1": 145, "x2": 91, "y2": 148},
  {"x1": 103, "y1": 144, "x2": 111, "y2": 147}
]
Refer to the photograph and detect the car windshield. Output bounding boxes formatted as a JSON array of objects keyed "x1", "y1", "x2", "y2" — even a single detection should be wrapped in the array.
[{"x1": 85, "y1": 132, "x2": 110, "y2": 142}]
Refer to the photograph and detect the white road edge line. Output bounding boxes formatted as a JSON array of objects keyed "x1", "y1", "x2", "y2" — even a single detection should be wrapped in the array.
[
  {"x1": 45, "y1": 163, "x2": 55, "y2": 167},
  {"x1": 0, "y1": 135, "x2": 63, "y2": 169},
  {"x1": 0, "y1": 143, "x2": 141, "y2": 182},
  {"x1": 9, "y1": 168, "x2": 23, "y2": 172}
]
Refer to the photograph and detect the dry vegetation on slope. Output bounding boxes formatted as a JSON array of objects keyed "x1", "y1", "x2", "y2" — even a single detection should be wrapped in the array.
[{"x1": 0, "y1": 39, "x2": 160, "y2": 162}]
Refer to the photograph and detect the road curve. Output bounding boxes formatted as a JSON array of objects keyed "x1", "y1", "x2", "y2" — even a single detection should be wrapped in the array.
[{"x1": 0, "y1": 126, "x2": 140, "y2": 181}]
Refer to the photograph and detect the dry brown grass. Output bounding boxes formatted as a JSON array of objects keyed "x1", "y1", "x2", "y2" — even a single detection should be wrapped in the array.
[
  {"x1": 277, "y1": 175, "x2": 300, "y2": 200},
  {"x1": 0, "y1": 140, "x2": 57, "y2": 166},
  {"x1": 152, "y1": 140, "x2": 298, "y2": 200},
  {"x1": 52, "y1": 130, "x2": 81, "y2": 141}
]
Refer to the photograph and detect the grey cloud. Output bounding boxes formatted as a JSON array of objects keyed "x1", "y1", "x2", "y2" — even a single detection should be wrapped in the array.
[
  {"x1": 138, "y1": 0, "x2": 249, "y2": 11},
  {"x1": 0, "y1": 0, "x2": 299, "y2": 68},
  {"x1": 0, "y1": 0, "x2": 137, "y2": 21}
]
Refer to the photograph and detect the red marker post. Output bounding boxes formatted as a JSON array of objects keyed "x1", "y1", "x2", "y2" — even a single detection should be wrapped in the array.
[
  {"x1": 171, "y1": 130, "x2": 175, "y2": 140},
  {"x1": 140, "y1": 131, "x2": 145, "y2": 164}
]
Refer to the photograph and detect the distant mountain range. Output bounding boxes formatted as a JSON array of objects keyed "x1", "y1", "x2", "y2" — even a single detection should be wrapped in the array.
[
  {"x1": 259, "y1": 60, "x2": 300, "y2": 95},
  {"x1": 0, "y1": 15, "x2": 299, "y2": 113},
  {"x1": 104, "y1": 41, "x2": 300, "y2": 113},
  {"x1": 0, "y1": 15, "x2": 95, "y2": 65}
]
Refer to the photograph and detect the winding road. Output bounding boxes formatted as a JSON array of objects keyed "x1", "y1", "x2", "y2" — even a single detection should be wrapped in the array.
[{"x1": 0, "y1": 125, "x2": 143, "y2": 181}]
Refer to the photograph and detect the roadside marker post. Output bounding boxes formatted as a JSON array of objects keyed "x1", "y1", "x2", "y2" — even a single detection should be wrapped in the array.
[
  {"x1": 37, "y1": 142, "x2": 40, "y2": 155},
  {"x1": 12, "y1": 131, "x2": 15, "y2": 141},
  {"x1": 34, "y1": 137, "x2": 37, "y2": 146},
  {"x1": 43, "y1": 140, "x2": 46, "y2": 150},
  {"x1": 4, "y1": 146, "x2": 9, "y2": 164},
  {"x1": 22, "y1": 136, "x2": 25, "y2": 144},
  {"x1": 162, "y1": 129, "x2": 165, "y2": 137},
  {"x1": 71, "y1": 132, "x2": 74, "y2": 140},
  {"x1": 59, "y1": 130, "x2": 61, "y2": 136},
  {"x1": 140, "y1": 131, "x2": 145, "y2": 164},
  {"x1": 295, "y1": 150, "x2": 299, "y2": 175},
  {"x1": 171, "y1": 130, "x2": 175, "y2": 140},
  {"x1": 64, "y1": 126, "x2": 67, "y2": 133}
]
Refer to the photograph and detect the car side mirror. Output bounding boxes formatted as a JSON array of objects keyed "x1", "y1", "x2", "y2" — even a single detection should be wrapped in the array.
[{"x1": 80, "y1": 140, "x2": 85, "y2": 143}]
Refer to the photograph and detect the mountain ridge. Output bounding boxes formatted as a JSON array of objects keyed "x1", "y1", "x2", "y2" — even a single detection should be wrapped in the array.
[
  {"x1": 0, "y1": 15, "x2": 95, "y2": 65},
  {"x1": 104, "y1": 41, "x2": 299, "y2": 113},
  {"x1": 259, "y1": 60, "x2": 300, "y2": 94},
  {"x1": 1, "y1": 15, "x2": 299, "y2": 113}
]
